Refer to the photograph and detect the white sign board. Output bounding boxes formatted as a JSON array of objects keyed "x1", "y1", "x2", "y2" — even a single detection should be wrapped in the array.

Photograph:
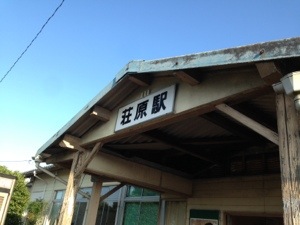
[
  {"x1": 0, "y1": 177, "x2": 14, "y2": 189},
  {"x1": 115, "y1": 85, "x2": 176, "y2": 131}
]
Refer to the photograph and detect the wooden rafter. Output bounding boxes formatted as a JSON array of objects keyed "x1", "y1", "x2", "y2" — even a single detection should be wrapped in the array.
[
  {"x1": 57, "y1": 135, "x2": 104, "y2": 174},
  {"x1": 173, "y1": 70, "x2": 201, "y2": 86},
  {"x1": 182, "y1": 136, "x2": 251, "y2": 146},
  {"x1": 75, "y1": 142, "x2": 103, "y2": 176},
  {"x1": 233, "y1": 101, "x2": 278, "y2": 132},
  {"x1": 256, "y1": 61, "x2": 282, "y2": 85},
  {"x1": 128, "y1": 74, "x2": 152, "y2": 86},
  {"x1": 105, "y1": 142, "x2": 169, "y2": 150},
  {"x1": 86, "y1": 150, "x2": 193, "y2": 195},
  {"x1": 81, "y1": 69, "x2": 269, "y2": 146},
  {"x1": 46, "y1": 152, "x2": 76, "y2": 164},
  {"x1": 59, "y1": 135, "x2": 83, "y2": 151},
  {"x1": 103, "y1": 146, "x2": 192, "y2": 178},
  {"x1": 216, "y1": 104, "x2": 279, "y2": 145},
  {"x1": 202, "y1": 112, "x2": 265, "y2": 142},
  {"x1": 106, "y1": 137, "x2": 250, "y2": 152},
  {"x1": 142, "y1": 131, "x2": 218, "y2": 164},
  {"x1": 90, "y1": 106, "x2": 111, "y2": 122}
]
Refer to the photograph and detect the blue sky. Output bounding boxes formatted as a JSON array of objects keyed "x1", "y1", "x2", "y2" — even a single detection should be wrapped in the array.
[{"x1": 0, "y1": 0, "x2": 299, "y2": 172}]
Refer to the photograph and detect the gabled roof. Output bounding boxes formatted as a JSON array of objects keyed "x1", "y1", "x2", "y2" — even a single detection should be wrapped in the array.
[{"x1": 36, "y1": 37, "x2": 300, "y2": 179}]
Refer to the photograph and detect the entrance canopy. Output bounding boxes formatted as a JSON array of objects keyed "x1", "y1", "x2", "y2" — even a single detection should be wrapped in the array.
[{"x1": 35, "y1": 37, "x2": 300, "y2": 196}]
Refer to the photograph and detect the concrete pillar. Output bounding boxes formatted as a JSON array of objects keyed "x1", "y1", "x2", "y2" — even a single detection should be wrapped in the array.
[{"x1": 84, "y1": 176, "x2": 103, "y2": 225}]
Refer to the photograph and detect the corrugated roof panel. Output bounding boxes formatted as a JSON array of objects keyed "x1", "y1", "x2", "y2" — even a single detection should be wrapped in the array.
[
  {"x1": 161, "y1": 116, "x2": 232, "y2": 139},
  {"x1": 249, "y1": 93, "x2": 276, "y2": 115}
]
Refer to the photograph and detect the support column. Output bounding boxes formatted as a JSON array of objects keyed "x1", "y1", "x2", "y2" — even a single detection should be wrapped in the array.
[
  {"x1": 57, "y1": 151, "x2": 83, "y2": 225},
  {"x1": 85, "y1": 176, "x2": 103, "y2": 225},
  {"x1": 276, "y1": 93, "x2": 300, "y2": 225},
  {"x1": 56, "y1": 141, "x2": 103, "y2": 225}
]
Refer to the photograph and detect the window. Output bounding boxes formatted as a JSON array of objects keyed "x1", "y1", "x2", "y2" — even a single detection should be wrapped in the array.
[
  {"x1": 72, "y1": 188, "x2": 91, "y2": 225},
  {"x1": 122, "y1": 186, "x2": 160, "y2": 225},
  {"x1": 48, "y1": 188, "x2": 92, "y2": 225},
  {"x1": 49, "y1": 190, "x2": 65, "y2": 225},
  {"x1": 49, "y1": 186, "x2": 120, "y2": 225},
  {"x1": 126, "y1": 186, "x2": 159, "y2": 198},
  {"x1": 95, "y1": 186, "x2": 121, "y2": 225},
  {"x1": 55, "y1": 190, "x2": 65, "y2": 200},
  {"x1": 72, "y1": 202, "x2": 88, "y2": 225}
]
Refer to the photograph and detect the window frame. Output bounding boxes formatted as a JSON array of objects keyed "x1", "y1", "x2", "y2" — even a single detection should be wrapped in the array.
[{"x1": 117, "y1": 186, "x2": 160, "y2": 225}]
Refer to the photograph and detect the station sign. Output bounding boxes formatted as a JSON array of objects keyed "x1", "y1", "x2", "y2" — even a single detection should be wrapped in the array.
[{"x1": 115, "y1": 85, "x2": 176, "y2": 131}]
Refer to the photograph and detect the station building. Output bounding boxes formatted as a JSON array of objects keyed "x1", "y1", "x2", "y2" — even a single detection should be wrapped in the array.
[{"x1": 31, "y1": 37, "x2": 300, "y2": 225}]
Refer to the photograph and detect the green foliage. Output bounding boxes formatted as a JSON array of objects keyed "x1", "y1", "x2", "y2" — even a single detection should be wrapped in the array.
[
  {"x1": 26, "y1": 200, "x2": 46, "y2": 225},
  {"x1": 0, "y1": 165, "x2": 30, "y2": 225}
]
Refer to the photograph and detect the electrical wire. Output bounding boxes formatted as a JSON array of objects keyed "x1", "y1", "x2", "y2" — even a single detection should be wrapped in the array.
[
  {"x1": 0, "y1": 160, "x2": 33, "y2": 163},
  {"x1": 0, "y1": 0, "x2": 66, "y2": 84}
]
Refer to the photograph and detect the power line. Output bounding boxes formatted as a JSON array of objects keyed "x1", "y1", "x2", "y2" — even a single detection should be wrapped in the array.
[
  {"x1": 0, "y1": 0, "x2": 66, "y2": 84},
  {"x1": 0, "y1": 160, "x2": 33, "y2": 163}
]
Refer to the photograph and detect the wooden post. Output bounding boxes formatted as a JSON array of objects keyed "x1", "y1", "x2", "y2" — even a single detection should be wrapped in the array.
[
  {"x1": 56, "y1": 141, "x2": 103, "y2": 225},
  {"x1": 57, "y1": 152, "x2": 82, "y2": 225},
  {"x1": 276, "y1": 93, "x2": 300, "y2": 225},
  {"x1": 84, "y1": 176, "x2": 103, "y2": 225}
]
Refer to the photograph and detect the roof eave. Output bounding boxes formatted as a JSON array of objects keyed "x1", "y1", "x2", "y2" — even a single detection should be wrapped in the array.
[{"x1": 35, "y1": 37, "x2": 300, "y2": 157}]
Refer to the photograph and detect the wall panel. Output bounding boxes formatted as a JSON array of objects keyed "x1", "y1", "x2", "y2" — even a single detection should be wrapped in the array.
[{"x1": 187, "y1": 175, "x2": 283, "y2": 225}]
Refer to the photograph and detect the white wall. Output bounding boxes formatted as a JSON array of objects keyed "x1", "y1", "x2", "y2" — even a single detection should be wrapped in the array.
[
  {"x1": 29, "y1": 169, "x2": 93, "y2": 202},
  {"x1": 187, "y1": 175, "x2": 282, "y2": 225}
]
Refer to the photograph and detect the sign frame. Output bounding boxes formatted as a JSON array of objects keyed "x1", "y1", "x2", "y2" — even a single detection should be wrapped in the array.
[{"x1": 115, "y1": 85, "x2": 176, "y2": 132}]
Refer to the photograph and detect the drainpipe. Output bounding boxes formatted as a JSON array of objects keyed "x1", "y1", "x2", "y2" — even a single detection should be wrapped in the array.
[
  {"x1": 34, "y1": 158, "x2": 90, "y2": 199},
  {"x1": 32, "y1": 171, "x2": 48, "y2": 225},
  {"x1": 33, "y1": 170, "x2": 47, "y2": 199}
]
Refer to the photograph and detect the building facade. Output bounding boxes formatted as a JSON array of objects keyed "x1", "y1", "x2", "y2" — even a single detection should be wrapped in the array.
[
  {"x1": 25, "y1": 168, "x2": 161, "y2": 225},
  {"x1": 26, "y1": 167, "x2": 283, "y2": 225},
  {"x1": 32, "y1": 37, "x2": 300, "y2": 225}
]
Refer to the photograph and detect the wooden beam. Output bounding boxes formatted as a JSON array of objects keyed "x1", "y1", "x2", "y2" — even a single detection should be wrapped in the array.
[
  {"x1": 75, "y1": 142, "x2": 103, "y2": 176},
  {"x1": 51, "y1": 140, "x2": 104, "y2": 175},
  {"x1": 100, "y1": 183, "x2": 125, "y2": 202},
  {"x1": 81, "y1": 70, "x2": 267, "y2": 146},
  {"x1": 128, "y1": 74, "x2": 152, "y2": 86},
  {"x1": 105, "y1": 142, "x2": 169, "y2": 150},
  {"x1": 85, "y1": 177, "x2": 103, "y2": 225},
  {"x1": 59, "y1": 134, "x2": 84, "y2": 151},
  {"x1": 276, "y1": 93, "x2": 300, "y2": 225},
  {"x1": 86, "y1": 151, "x2": 193, "y2": 196},
  {"x1": 173, "y1": 70, "x2": 201, "y2": 86},
  {"x1": 57, "y1": 142, "x2": 102, "y2": 225},
  {"x1": 233, "y1": 102, "x2": 278, "y2": 132},
  {"x1": 182, "y1": 137, "x2": 251, "y2": 146},
  {"x1": 216, "y1": 104, "x2": 279, "y2": 145},
  {"x1": 256, "y1": 62, "x2": 282, "y2": 85},
  {"x1": 142, "y1": 131, "x2": 217, "y2": 164},
  {"x1": 35, "y1": 162, "x2": 90, "y2": 199},
  {"x1": 46, "y1": 152, "x2": 76, "y2": 164},
  {"x1": 103, "y1": 148, "x2": 191, "y2": 178},
  {"x1": 202, "y1": 112, "x2": 265, "y2": 142},
  {"x1": 90, "y1": 106, "x2": 111, "y2": 122}
]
